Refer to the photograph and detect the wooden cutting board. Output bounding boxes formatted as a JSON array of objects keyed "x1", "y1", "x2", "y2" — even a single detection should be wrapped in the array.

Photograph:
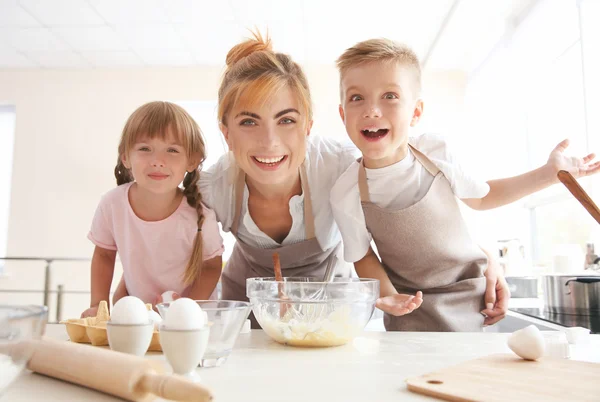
[{"x1": 406, "y1": 354, "x2": 600, "y2": 402}]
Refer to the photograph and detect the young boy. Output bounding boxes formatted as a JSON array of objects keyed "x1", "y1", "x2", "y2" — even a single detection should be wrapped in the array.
[{"x1": 331, "y1": 38, "x2": 600, "y2": 332}]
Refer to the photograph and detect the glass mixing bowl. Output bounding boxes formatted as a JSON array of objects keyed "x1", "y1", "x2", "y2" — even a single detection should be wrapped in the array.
[
  {"x1": 0, "y1": 305, "x2": 48, "y2": 395},
  {"x1": 156, "y1": 300, "x2": 251, "y2": 367},
  {"x1": 247, "y1": 278, "x2": 379, "y2": 347}
]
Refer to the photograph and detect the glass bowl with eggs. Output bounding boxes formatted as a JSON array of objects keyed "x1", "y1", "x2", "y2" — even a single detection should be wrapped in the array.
[
  {"x1": 246, "y1": 278, "x2": 379, "y2": 347},
  {"x1": 1, "y1": 305, "x2": 48, "y2": 395},
  {"x1": 157, "y1": 300, "x2": 251, "y2": 367}
]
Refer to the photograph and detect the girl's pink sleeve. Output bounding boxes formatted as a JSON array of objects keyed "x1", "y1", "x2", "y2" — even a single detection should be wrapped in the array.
[
  {"x1": 87, "y1": 200, "x2": 117, "y2": 251},
  {"x1": 200, "y1": 204, "x2": 224, "y2": 260}
]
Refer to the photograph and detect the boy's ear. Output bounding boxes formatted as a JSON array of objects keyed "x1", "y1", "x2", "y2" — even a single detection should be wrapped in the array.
[
  {"x1": 338, "y1": 104, "x2": 345, "y2": 123},
  {"x1": 219, "y1": 123, "x2": 233, "y2": 151},
  {"x1": 410, "y1": 99, "x2": 424, "y2": 127},
  {"x1": 121, "y1": 153, "x2": 131, "y2": 169}
]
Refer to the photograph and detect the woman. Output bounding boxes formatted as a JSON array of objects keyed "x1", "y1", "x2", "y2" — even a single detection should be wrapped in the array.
[{"x1": 199, "y1": 32, "x2": 509, "y2": 328}]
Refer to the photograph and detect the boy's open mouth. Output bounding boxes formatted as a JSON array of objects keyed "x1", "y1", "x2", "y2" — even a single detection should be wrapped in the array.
[{"x1": 361, "y1": 128, "x2": 389, "y2": 140}]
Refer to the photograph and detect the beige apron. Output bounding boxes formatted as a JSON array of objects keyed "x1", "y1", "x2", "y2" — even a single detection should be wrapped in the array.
[
  {"x1": 358, "y1": 144, "x2": 487, "y2": 332},
  {"x1": 221, "y1": 163, "x2": 342, "y2": 328}
]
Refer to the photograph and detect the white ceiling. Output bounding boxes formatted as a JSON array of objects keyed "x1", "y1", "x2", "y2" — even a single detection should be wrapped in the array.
[{"x1": 0, "y1": 0, "x2": 534, "y2": 71}]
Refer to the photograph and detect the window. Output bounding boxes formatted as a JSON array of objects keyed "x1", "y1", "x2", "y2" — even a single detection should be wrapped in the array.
[
  {"x1": 463, "y1": 0, "x2": 599, "y2": 270},
  {"x1": 0, "y1": 105, "x2": 16, "y2": 273},
  {"x1": 533, "y1": 197, "x2": 595, "y2": 267}
]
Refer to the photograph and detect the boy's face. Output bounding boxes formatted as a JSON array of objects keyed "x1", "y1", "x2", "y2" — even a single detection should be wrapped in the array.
[{"x1": 339, "y1": 61, "x2": 423, "y2": 168}]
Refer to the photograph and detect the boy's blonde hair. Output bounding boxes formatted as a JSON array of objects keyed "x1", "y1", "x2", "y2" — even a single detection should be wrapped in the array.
[
  {"x1": 114, "y1": 101, "x2": 207, "y2": 286},
  {"x1": 336, "y1": 38, "x2": 422, "y2": 99},
  {"x1": 218, "y1": 31, "x2": 312, "y2": 126}
]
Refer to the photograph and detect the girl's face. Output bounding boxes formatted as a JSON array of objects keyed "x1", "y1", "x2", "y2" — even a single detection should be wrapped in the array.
[
  {"x1": 221, "y1": 86, "x2": 312, "y2": 187},
  {"x1": 122, "y1": 129, "x2": 198, "y2": 195}
]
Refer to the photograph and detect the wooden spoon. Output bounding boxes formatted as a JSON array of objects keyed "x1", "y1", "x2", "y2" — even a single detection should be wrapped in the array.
[
  {"x1": 557, "y1": 170, "x2": 600, "y2": 225},
  {"x1": 273, "y1": 252, "x2": 283, "y2": 283},
  {"x1": 272, "y1": 252, "x2": 289, "y2": 317}
]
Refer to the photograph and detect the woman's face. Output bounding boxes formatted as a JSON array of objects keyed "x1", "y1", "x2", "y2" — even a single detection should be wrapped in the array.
[{"x1": 221, "y1": 86, "x2": 312, "y2": 187}]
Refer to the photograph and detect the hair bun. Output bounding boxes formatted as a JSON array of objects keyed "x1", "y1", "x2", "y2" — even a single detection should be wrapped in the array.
[{"x1": 225, "y1": 30, "x2": 272, "y2": 68}]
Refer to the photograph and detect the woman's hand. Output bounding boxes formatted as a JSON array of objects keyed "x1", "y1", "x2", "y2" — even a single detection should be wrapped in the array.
[{"x1": 376, "y1": 291, "x2": 423, "y2": 316}]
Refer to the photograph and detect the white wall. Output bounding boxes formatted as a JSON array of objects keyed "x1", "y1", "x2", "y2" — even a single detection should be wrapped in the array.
[
  {"x1": 0, "y1": 105, "x2": 16, "y2": 269},
  {"x1": 0, "y1": 65, "x2": 467, "y2": 320}
]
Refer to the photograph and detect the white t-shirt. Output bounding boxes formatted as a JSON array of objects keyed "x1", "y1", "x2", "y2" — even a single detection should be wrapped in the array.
[
  {"x1": 199, "y1": 135, "x2": 359, "y2": 251},
  {"x1": 330, "y1": 133, "x2": 490, "y2": 263}
]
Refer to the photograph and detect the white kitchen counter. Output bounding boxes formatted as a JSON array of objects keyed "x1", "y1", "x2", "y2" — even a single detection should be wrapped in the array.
[{"x1": 3, "y1": 324, "x2": 600, "y2": 402}]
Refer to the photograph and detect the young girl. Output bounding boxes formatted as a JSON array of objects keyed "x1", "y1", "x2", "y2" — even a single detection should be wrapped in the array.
[{"x1": 81, "y1": 101, "x2": 224, "y2": 318}]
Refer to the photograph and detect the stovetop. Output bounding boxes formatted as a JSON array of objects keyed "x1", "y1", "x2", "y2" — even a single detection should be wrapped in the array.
[{"x1": 509, "y1": 307, "x2": 600, "y2": 334}]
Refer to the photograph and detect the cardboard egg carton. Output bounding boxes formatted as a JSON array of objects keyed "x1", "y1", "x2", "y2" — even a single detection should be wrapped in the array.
[{"x1": 60, "y1": 301, "x2": 162, "y2": 352}]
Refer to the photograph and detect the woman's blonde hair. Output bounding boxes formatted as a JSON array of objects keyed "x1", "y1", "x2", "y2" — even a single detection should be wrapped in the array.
[
  {"x1": 218, "y1": 31, "x2": 312, "y2": 126},
  {"x1": 114, "y1": 101, "x2": 206, "y2": 286}
]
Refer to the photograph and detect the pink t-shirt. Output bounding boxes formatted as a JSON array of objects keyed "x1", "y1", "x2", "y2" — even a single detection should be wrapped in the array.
[{"x1": 88, "y1": 182, "x2": 224, "y2": 303}]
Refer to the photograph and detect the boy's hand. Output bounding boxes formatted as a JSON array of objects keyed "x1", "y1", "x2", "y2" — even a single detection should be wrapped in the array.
[
  {"x1": 547, "y1": 139, "x2": 600, "y2": 179},
  {"x1": 376, "y1": 291, "x2": 423, "y2": 316},
  {"x1": 481, "y1": 257, "x2": 510, "y2": 325},
  {"x1": 81, "y1": 306, "x2": 98, "y2": 318},
  {"x1": 480, "y1": 247, "x2": 510, "y2": 325}
]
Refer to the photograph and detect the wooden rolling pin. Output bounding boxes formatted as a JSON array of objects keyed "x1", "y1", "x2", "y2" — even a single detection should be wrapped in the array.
[
  {"x1": 557, "y1": 170, "x2": 600, "y2": 225},
  {"x1": 24, "y1": 337, "x2": 213, "y2": 402}
]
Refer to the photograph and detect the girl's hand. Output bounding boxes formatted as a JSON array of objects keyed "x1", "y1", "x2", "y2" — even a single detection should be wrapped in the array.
[
  {"x1": 154, "y1": 291, "x2": 181, "y2": 306},
  {"x1": 81, "y1": 306, "x2": 98, "y2": 318},
  {"x1": 376, "y1": 291, "x2": 423, "y2": 316},
  {"x1": 546, "y1": 139, "x2": 600, "y2": 180}
]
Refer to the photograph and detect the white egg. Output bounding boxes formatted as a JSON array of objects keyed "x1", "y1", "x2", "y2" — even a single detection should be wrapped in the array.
[
  {"x1": 147, "y1": 309, "x2": 163, "y2": 330},
  {"x1": 111, "y1": 296, "x2": 149, "y2": 325},
  {"x1": 162, "y1": 298, "x2": 206, "y2": 330},
  {"x1": 507, "y1": 325, "x2": 545, "y2": 361}
]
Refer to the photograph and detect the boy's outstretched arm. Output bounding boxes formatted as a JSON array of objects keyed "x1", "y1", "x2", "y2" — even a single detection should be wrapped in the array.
[
  {"x1": 354, "y1": 247, "x2": 423, "y2": 316},
  {"x1": 462, "y1": 139, "x2": 600, "y2": 211}
]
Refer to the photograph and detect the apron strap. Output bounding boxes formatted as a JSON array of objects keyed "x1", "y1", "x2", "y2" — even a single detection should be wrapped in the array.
[
  {"x1": 408, "y1": 143, "x2": 440, "y2": 176},
  {"x1": 230, "y1": 163, "x2": 316, "y2": 240},
  {"x1": 299, "y1": 163, "x2": 316, "y2": 239},
  {"x1": 357, "y1": 143, "x2": 442, "y2": 202},
  {"x1": 230, "y1": 168, "x2": 246, "y2": 236},
  {"x1": 358, "y1": 158, "x2": 371, "y2": 203}
]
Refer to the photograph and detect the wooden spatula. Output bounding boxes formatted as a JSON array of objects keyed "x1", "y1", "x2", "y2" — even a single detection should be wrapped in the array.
[{"x1": 557, "y1": 170, "x2": 600, "y2": 225}]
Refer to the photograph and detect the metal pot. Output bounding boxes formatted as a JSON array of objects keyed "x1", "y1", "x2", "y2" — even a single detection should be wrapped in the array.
[
  {"x1": 505, "y1": 276, "x2": 539, "y2": 298},
  {"x1": 542, "y1": 274, "x2": 600, "y2": 315}
]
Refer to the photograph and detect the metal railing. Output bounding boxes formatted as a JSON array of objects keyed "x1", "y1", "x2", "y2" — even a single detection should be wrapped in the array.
[
  {"x1": 0, "y1": 257, "x2": 91, "y2": 322},
  {"x1": 0, "y1": 256, "x2": 224, "y2": 323}
]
